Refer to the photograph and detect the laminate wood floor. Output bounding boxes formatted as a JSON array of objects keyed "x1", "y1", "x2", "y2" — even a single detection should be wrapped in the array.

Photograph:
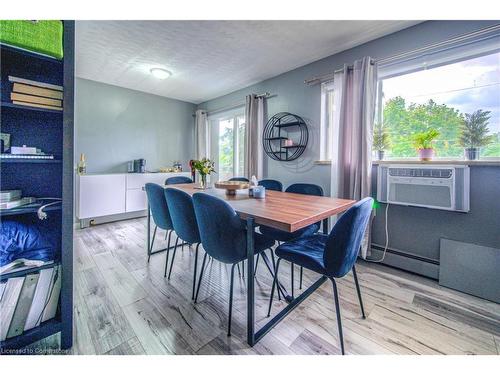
[{"x1": 29, "y1": 218, "x2": 500, "y2": 355}]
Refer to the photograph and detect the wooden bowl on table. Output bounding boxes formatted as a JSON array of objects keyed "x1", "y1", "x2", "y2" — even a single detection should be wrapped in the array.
[{"x1": 214, "y1": 180, "x2": 249, "y2": 195}]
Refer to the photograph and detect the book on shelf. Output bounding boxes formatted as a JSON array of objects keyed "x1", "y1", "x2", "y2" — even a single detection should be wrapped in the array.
[
  {"x1": 11, "y1": 92, "x2": 62, "y2": 107},
  {"x1": 0, "y1": 259, "x2": 53, "y2": 275},
  {"x1": 0, "y1": 197, "x2": 37, "y2": 210},
  {"x1": 0, "y1": 190, "x2": 22, "y2": 202},
  {"x1": 7, "y1": 273, "x2": 39, "y2": 338},
  {"x1": 41, "y1": 265, "x2": 61, "y2": 323},
  {"x1": 24, "y1": 267, "x2": 55, "y2": 331},
  {"x1": 12, "y1": 82, "x2": 63, "y2": 100},
  {"x1": 0, "y1": 153, "x2": 55, "y2": 159},
  {"x1": 11, "y1": 100, "x2": 63, "y2": 111},
  {"x1": 0, "y1": 276, "x2": 25, "y2": 341},
  {"x1": 8, "y1": 76, "x2": 63, "y2": 92}
]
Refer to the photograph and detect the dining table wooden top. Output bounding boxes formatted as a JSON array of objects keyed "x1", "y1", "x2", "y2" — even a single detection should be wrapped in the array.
[{"x1": 168, "y1": 183, "x2": 356, "y2": 232}]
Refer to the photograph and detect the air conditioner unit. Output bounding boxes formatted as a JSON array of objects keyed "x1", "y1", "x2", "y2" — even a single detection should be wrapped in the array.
[{"x1": 377, "y1": 164, "x2": 470, "y2": 212}]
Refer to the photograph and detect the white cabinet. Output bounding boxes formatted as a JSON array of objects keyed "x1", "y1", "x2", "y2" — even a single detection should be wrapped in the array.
[
  {"x1": 76, "y1": 174, "x2": 126, "y2": 219},
  {"x1": 125, "y1": 172, "x2": 189, "y2": 212},
  {"x1": 77, "y1": 172, "x2": 191, "y2": 220}
]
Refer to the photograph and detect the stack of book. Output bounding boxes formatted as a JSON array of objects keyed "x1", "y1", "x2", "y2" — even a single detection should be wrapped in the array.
[
  {"x1": 9, "y1": 76, "x2": 63, "y2": 111},
  {"x1": 0, "y1": 190, "x2": 36, "y2": 210},
  {"x1": 0, "y1": 265, "x2": 61, "y2": 340}
]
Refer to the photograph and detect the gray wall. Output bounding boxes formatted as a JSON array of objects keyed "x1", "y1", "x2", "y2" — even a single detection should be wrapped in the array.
[
  {"x1": 75, "y1": 78, "x2": 196, "y2": 173},
  {"x1": 199, "y1": 20, "x2": 500, "y2": 277}
]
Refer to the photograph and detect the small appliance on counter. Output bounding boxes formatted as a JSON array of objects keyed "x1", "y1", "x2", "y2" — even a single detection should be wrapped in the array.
[{"x1": 132, "y1": 158, "x2": 146, "y2": 173}]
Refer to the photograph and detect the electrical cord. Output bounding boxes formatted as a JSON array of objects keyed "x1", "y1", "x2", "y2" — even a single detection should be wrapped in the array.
[
  {"x1": 35, "y1": 198, "x2": 62, "y2": 220},
  {"x1": 365, "y1": 203, "x2": 389, "y2": 263}
]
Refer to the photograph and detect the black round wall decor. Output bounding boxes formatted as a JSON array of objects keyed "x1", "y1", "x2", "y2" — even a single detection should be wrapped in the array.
[{"x1": 263, "y1": 112, "x2": 308, "y2": 161}]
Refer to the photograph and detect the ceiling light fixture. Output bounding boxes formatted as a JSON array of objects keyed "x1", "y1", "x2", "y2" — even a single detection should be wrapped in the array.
[{"x1": 150, "y1": 67, "x2": 172, "y2": 79}]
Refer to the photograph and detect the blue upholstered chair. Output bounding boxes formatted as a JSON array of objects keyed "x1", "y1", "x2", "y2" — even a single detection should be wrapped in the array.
[
  {"x1": 268, "y1": 197, "x2": 373, "y2": 354},
  {"x1": 228, "y1": 177, "x2": 249, "y2": 182},
  {"x1": 259, "y1": 183, "x2": 324, "y2": 290},
  {"x1": 164, "y1": 188, "x2": 202, "y2": 300},
  {"x1": 144, "y1": 183, "x2": 175, "y2": 263},
  {"x1": 258, "y1": 179, "x2": 283, "y2": 192},
  {"x1": 192, "y1": 192, "x2": 275, "y2": 336},
  {"x1": 166, "y1": 176, "x2": 193, "y2": 185}
]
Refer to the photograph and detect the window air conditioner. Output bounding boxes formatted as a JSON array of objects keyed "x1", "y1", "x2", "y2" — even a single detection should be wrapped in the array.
[{"x1": 377, "y1": 164, "x2": 470, "y2": 212}]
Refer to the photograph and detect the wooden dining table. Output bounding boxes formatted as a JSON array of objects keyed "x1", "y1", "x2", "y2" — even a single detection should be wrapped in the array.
[{"x1": 153, "y1": 183, "x2": 356, "y2": 346}]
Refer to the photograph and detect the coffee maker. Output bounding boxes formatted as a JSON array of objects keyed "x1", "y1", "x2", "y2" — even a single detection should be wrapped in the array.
[{"x1": 132, "y1": 158, "x2": 146, "y2": 173}]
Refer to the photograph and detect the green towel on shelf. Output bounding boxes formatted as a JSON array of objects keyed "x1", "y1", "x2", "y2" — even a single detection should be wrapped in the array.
[{"x1": 0, "y1": 20, "x2": 63, "y2": 59}]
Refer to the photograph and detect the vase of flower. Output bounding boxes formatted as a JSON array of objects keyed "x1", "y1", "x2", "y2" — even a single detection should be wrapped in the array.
[
  {"x1": 192, "y1": 158, "x2": 216, "y2": 189},
  {"x1": 200, "y1": 173, "x2": 207, "y2": 189}
]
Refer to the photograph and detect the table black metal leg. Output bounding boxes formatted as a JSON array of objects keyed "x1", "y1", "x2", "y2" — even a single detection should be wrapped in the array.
[
  {"x1": 246, "y1": 217, "x2": 255, "y2": 346},
  {"x1": 322, "y1": 218, "x2": 329, "y2": 235}
]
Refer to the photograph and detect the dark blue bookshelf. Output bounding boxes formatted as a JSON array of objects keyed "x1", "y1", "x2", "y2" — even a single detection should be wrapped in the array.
[
  {"x1": 0, "y1": 202, "x2": 62, "y2": 217},
  {"x1": 1, "y1": 101, "x2": 63, "y2": 114},
  {"x1": 0, "y1": 158, "x2": 61, "y2": 164},
  {"x1": 0, "y1": 21, "x2": 74, "y2": 352}
]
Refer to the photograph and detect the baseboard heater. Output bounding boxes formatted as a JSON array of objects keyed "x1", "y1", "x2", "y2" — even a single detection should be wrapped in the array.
[{"x1": 370, "y1": 243, "x2": 439, "y2": 279}]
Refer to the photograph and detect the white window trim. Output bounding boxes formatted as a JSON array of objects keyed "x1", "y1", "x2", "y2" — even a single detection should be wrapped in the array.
[{"x1": 319, "y1": 80, "x2": 335, "y2": 162}]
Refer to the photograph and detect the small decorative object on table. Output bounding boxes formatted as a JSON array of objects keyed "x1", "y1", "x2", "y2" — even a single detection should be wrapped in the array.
[
  {"x1": 253, "y1": 185, "x2": 266, "y2": 199},
  {"x1": 459, "y1": 109, "x2": 493, "y2": 160},
  {"x1": 414, "y1": 129, "x2": 439, "y2": 161},
  {"x1": 192, "y1": 158, "x2": 216, "y2": 189},
  {"x1": 215, "y1": 180, "x2": 249, "y2": 195}
]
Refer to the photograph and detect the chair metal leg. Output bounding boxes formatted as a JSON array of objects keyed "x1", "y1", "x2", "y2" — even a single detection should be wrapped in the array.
[
  {"x1": 163, "y1": 230, "x2": 172, "y2": 277},
  {"x1": 236, "y1": 262, "x2": 241, "y2": 278},
  {"x1": 242, "y1": 260, "x2": 245, "y2": 278},
  {"x1": 267, "y1": 258, "x2": 281, "y2": 317},
  {"x1": 331, "y1": 278, "x2": 345, "y2": 355},
  {"x1": 352, "y1": 265, "x2": 366, "y2": 319},
  {"x1": 269, "y1": 249, "x2": 281, "y2": 300},
  {"x1": 254, "y1": 253, "x2": 260, "y2": 277},
  {"x1": 291, "y1": 262, "x2": 294, "y2": 299},
  {"x1": 194, "y1": 253, "x2": 208, "y2": 303},
  {"x1": 148, "y1": 225, "x2": 158, "y2": 263},
  {"x1": 167, "y1": 237, "x2": 179, "y2": 279},
  {"x1": 192, "y1": 243, "x2": 200, "y2": 300},
  {"x1": 299, "y1": 267, "x2": 303, "y2": 289},
  {"x1": 228, "y1": 263, "x2": 236, "y2": 336}
]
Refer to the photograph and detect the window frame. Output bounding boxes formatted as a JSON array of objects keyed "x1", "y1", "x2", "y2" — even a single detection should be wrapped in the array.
[
  {"x1": 376, "y1": 47, "x2": 500, "y2": 161},
  {"x1": 319, "y1": 80, "x2": 335, "y2": 161},
  {"x1": 209, "y1": 111, "x2": 246, "y2": 180}
]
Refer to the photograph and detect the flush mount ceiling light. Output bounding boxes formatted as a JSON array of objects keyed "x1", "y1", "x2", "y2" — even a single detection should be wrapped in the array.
[{"x1": 150, "y1": 67, "x2": 172, "y2": 79}]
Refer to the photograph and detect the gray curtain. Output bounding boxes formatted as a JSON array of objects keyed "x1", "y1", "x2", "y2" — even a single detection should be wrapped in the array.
[
  {"x1": 244, "y1": 94, "x2": 267, "y2": 179},
  {"x1": 330, "y1": 56, "x2": 377, "y2": 258},
  {"x1": 195, "y1": 109, "x2": 209, "y2": 160}
]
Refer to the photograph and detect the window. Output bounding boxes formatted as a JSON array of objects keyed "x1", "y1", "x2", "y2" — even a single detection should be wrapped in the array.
[
  {"x1": 210, "y1": 112, "x2": 246, "y2": 181},
  {"x1": 320, "y1": 81, "x2": 335, "y2": 161},
  {"x1": 377, "y1": 50, "x2": 500, "y2": 159}
]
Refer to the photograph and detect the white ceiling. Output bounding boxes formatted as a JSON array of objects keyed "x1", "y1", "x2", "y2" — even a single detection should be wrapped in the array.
[{"x1": 76, "y1": 21, "x2": 420, "y2": 104}]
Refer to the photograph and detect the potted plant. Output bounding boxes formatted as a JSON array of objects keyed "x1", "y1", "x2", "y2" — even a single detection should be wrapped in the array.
[
  {"x1": 413, "y1": 129, "x2": 440, "y2": 161},
  {"x1": 192, "y1": 157, "x2": 216, "y2": 189},
  {"x1": 373, "y1": 123, "x2": 391, "y2": 160},
  {"x1": 459, "y1": 109, "x2": 493, "y2": 160}
]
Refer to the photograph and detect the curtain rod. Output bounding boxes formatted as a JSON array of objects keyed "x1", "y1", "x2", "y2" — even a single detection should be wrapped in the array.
[
  {"x1": 303, "y1": 23, "x2": 500, "y2": 86},
  {"x1": 193, "y1": 92, "x2": 273, "y2": 117}
]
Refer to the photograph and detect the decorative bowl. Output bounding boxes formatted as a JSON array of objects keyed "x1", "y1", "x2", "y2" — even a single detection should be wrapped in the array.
[{"x1": 214, "y1": 180, "x2": 249, "y2": 195}]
